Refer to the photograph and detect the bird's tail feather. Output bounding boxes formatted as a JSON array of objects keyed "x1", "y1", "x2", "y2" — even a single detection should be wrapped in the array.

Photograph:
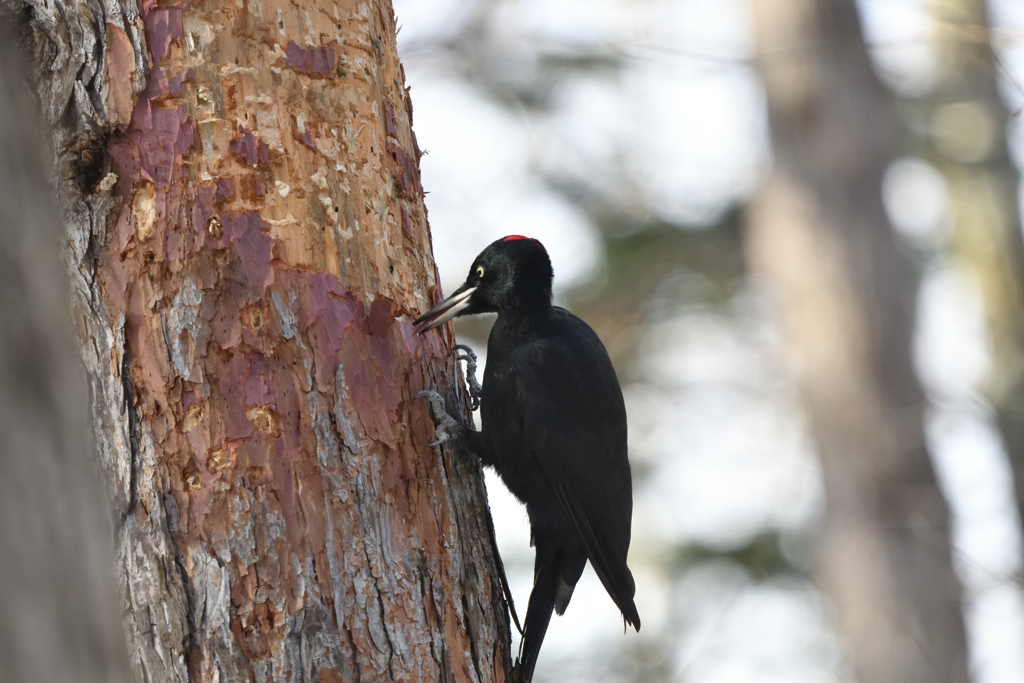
[
  {"x1": 553, "y1": 484, "x2": 641, "y2": 631},
  {"x1": 594, "y1": 559, "x2": 640, "y2": 631},
  {"x1": 518, "y1": 555, "x2": 559, "y2": 683}
]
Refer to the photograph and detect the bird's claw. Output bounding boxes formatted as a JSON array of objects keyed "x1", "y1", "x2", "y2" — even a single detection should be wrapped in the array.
[
  {"x1": 454, "y1": 344, "x2": 482, "y2": 411},
  {"x1": 416, "y1": 390, "x2": 460, "y2": 447}
]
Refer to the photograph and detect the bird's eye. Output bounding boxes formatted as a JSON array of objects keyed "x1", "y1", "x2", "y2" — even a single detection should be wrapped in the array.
[{"x1": 476, "y1": 266, "x2": 485, "y2": 278}]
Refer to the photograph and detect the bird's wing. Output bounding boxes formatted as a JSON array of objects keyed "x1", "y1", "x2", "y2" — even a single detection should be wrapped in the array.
[{"x1": 511, "y1": 328, "x2": 640, "y2": 629}]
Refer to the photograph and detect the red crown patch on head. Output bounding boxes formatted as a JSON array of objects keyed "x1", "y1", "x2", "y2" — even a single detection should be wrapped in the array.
[{"x1": 503, "y1": 235, "x2": 547, "y2": 253}]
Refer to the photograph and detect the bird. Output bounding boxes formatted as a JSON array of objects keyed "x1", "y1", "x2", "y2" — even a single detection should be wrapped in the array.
[{"x1": 414, "y1": 235, "x2": 640, "y2": 682}]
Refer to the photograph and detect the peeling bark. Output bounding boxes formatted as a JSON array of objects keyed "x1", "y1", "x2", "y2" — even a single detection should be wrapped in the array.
[{"x1": 4, "y1": 0, "x2": 512, "y2": 679}]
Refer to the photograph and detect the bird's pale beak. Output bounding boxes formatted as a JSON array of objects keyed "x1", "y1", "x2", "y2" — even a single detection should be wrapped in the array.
[{"x1": 414, "y1": 284, "x2": 478, "y2": 334}]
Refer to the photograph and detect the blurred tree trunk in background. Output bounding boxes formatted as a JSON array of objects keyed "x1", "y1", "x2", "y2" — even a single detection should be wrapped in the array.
[
  {"x1": 4, "y1": 0, "x2": 511, "y2": 679},
  {"x1": 0, "y1": 21, "x2": 131, "y2": 683},
  {"x1": 927, "y1": 0, "x2": 1024, "y2": 535},
  {"x1": 747, "y1": 1, "x2": 970, "y2": 682}
]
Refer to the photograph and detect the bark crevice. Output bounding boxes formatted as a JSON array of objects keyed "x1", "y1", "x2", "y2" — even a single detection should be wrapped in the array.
[{"x1": 120, "y1": 339, "x2": 140, "y2": 524}]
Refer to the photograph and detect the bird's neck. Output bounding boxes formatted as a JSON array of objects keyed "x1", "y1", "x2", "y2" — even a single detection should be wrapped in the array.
[{"x1": 495, "y1": 298, "x2": 553, "y2": 337}]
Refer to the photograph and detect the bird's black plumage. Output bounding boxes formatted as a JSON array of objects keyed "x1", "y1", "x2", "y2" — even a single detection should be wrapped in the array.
[{"x1": 415, "y1": 236, "x2": 640, "y2": 681}]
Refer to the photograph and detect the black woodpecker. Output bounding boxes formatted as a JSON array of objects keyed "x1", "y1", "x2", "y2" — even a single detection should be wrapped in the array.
[{"x1": 414, "y1": 235, "x2": 641, "y2": 682}]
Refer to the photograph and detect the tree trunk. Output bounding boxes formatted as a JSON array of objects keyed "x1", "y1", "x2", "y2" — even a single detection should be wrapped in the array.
[
  {"x1": 6, "y1": 0, "x2": 512, "y2": 679},
  {"x1": 928, "y1": 0, "x2": 1024, "y2": 538},
  {"x1": 746, "y1": 1, "x2": 970, "y2": 682},
  {"x1": 0, "y1": 19, "x2": 131, "y2": 683}
]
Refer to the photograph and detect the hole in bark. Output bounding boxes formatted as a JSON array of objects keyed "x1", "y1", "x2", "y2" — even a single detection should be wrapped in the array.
[
  {"x1": 15, "y1": 4, "x2": 34, "y2": 34},
  {"x1": 67, "y1": 134, "x2": 110, "y2": 194}
]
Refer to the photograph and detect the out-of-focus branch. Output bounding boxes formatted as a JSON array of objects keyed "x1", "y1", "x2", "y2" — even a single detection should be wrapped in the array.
[
  {"x1": 746, "y1": 1, "x2": 970, "y2": 682},
  {"x1": 0, "y1": 19, "x2": 131, "y2": 683}
]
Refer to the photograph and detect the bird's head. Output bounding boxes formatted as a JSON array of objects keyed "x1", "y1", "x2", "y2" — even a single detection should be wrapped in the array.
[{"x1": 414, "y1": 235, "x2": 553, "y2": 334}]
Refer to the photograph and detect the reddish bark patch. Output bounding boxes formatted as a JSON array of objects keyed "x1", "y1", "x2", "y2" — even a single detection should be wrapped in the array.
[
  {"x1": 320, "y1": 669, "x2": 343, "y2": 683},
  {"x1": 191, "y1": 182, "x2": 217, "y2": 248},
  {"x1": 401, "y1": 205, "x2": 413, "y2": 238},
  {"x1": 168, "y1": 68, "x2": 195, "y2": 96},
  {"x1": 285, "y1": 41, "x2": 337, "y2": 76},
  {"x1": 340, "y1": 330, "x2": 397, "y2": 446},
  {"x1": 131, "y1": 105, "x2": 196, "y2": 186},
  {"x1": 367, "y1": 298, "x2": 395, "y2": 337},
  {"x1": 107, "y1": 137, "x2": 142, "y2": 194},
  {"x1": 216, "y1": 178, "x2": 236, "y2": 202},
  {"x1": 222, "y1": 212, "x2": 274, "y2": 292},
  {"x1": 144, "y1": 6, "x2": 184, "y2": 62},
  {"x1": 243, "y1": 353, "x2": 274, "y2": 406},
  {"x1": 107, "y1": 138, "x2": 144, "y2": 252},
  {"x1": 230, "y1": 126, "x2": 270, "y2": 166},
  {"x1": 305, "y1": 273, "x2": 360, "y2": 350},
  {"x1": 219, "y1": 353, "x2": 260, "y2": 440},
  {"x1": 337, "y1": 298, "x2": 406, "y2": 448},
  {"x1": 238, "y1": 175, "x2": 266, "y2": 199},
  {"x1": 386, "y1": 142, "x2": 422, "y2": 198}
]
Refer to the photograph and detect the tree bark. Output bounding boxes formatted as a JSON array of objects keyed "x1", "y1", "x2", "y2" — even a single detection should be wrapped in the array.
[
  {"x1": 5, "y1": 0, "x2": 512, "y2": 679},
  {"x1": 0, "y1": 19, "x2": 132, "y2": 683},
  {"x1": 746, "y1": 1, "x2": 970, "y2": 682}
]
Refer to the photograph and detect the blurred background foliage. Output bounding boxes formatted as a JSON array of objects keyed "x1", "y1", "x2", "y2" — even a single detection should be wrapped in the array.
[{"x1": 394, "y1": 0, "x2": 1024, "y2": 681}]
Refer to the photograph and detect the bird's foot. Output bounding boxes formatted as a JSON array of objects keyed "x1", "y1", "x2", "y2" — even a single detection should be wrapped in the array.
[
  {"x1": 415, "y1": 390, "x2": 461, "y2": 447},
  {"x1": 454, "y1": 344, "x2": 482, "y2": 411}
]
